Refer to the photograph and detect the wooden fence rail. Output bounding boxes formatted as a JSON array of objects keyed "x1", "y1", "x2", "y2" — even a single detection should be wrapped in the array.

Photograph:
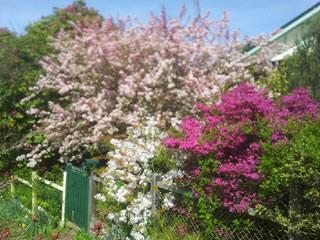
[
  {"x1": 10, "y1": 171, "x2": 66, "y2": 226},
  {"x1": 91, "y1": 172, "x2": 191, "y2": 214},
  {"x1": 9, "y1": 170, "x2": 193, "y2": 231}
]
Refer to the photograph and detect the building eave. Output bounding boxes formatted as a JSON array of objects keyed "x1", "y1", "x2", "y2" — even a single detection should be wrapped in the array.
[{"x1": 244, "y1": 2, "x2": 320, "y2": 59}]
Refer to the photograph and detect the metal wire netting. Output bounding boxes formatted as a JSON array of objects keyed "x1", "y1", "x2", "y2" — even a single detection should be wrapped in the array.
[
  {"x1": 91, "y1": 174, "x2": 320, "y2": 240},
  {"x1": 156, "y1": 188, "x2": 319, "y2": 240}
]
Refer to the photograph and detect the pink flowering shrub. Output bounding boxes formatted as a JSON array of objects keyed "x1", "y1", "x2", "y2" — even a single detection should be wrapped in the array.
[
  {"x1": 164, "y1": 84, "x2": 274, "y2": 213},
  {"x1": 277, "y1": 88, "x2": 319, "y2": 121},
  {"x1": 163, "y1": 84, "x2": 319, "y2": 217},
  {"x1": 19, "y1": 7, "x2": 265, "y2": 166}
]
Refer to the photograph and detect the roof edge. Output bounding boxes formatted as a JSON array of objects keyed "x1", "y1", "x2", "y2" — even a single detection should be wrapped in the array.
[{"x1": 280, "y1": 2, "x2": 320, "y2": 29}]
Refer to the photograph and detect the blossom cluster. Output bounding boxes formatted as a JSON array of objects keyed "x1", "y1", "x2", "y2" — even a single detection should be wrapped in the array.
[
  {"x1": 103, "y1": 119, "x2": 182, "y2": 240},
  {"x1": 163, "y1": 84, "x2": 319, "y2": 213},
  {"x1": 19, "y1": 8, "x2": 263, "y2": 166},
  {"x1": 277, "y1": 88, "x2": 319, "y2": 121}
]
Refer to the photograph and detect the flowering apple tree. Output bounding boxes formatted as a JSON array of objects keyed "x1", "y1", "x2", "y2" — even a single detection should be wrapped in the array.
[
  {"x1": 16, "y1": 7, "x2": 272, "y2": 239},
  {"x1": 19, "y1": 8, "x2": 261, "y2": 167}
]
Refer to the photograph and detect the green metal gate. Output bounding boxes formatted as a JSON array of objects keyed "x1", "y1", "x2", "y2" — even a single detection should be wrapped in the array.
[{"x1": 65, "y1": 164, "x2": 91, "y2": 230}]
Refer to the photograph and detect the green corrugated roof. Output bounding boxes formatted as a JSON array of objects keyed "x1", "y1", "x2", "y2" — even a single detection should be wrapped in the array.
[
  {"x1": 244, "y1": 1, "x2": 320, "y2": 58},
  {"x1": 280, "y1": 2, "x2": 320, "y2": 29}
]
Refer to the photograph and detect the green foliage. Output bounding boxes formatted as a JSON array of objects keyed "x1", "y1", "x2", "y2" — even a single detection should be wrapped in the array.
[
  {"x1": 14, "y1": 182, "x2": 32, "y2": 210},
  {"x1": 151, "y1": 146, "x2": 179, "y2": 174},
  {"x1": 187, "y1": 156, "x2": 223, "y2": 235},
  {"x1": 147, "y1": 209, "x2": 255, "y2": 240},
  {"x1": 13, "y1": 166, "x2": 32, "y2": 181},
  {"x1": 0, "y1": 199, "x2": 54, "y2": 239},
  {"x1": 0, "y1": 29, "x2": 39, "y2": 172},
  {"x1": 257, "y1": 67, "x2": 289, "y2": 97},
  {"x1": 74, "y1": 230, "x2": 95, "y2": 240},
  {"x1": 0, "y1": 1, "x2": 102, "y2": 173},
  {"x1": 6, "y1": 166, "x2": 63, "y2": 227},
  {"x1": 148, "y1": 216, "x2": 201, "y2": 240},
  {"x1": 96, "y1": 197, "x2": 124, "y2": 224},
  {"x1": 39, "y1": 164, "x2": 64, "y2": 184},
  {"x1": 280, "y1": 17, "x2": 320, "y2": 100},
  {"x1": 259, "y1": 118, "x2": 320, "y2": 232},
  {"x1": 105, "y1": 224, "x2": 132, "y2": 240},
  {"x1": 255, "y1": 17, "x2": 320, "y2": 99},
  {"x1": 36, "y1": 181, "x2": 62, "y2": 225},
  {"x1": 22, "y1": 0, "x2": 100, "y2": 59}
]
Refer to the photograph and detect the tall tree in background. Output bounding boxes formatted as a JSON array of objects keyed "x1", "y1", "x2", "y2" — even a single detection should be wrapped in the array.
[
  {"x1": 0, "y1": 0, "x2": 102, "y2": 173},
  {"x1": 283, "y1": 17, "x2": 320, "y2": 100}
]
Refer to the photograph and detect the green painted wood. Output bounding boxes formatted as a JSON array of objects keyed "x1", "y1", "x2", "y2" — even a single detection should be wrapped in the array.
[{"x1": 65, "y1": 164, "x2": 90, "y2": 230}]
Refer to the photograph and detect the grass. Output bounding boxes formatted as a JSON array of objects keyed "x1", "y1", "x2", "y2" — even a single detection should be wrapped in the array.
[
  {"x1": 148, "y1": 215, "x2": 201, "y2": 240},
  {"x1": 0, "y1": 197, "x2": 98, "y2": 240},
  {"x1": 0, "y1": 197, "x2": 54, "y2": 239}
]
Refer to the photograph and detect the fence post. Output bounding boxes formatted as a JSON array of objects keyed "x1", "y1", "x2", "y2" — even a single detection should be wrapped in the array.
[
  {"x1": 10, "y1": 176, "x2": 15, "y2": 198},
  {"x1": 151, "y1": 173, "x2": 159, "y2": 215},
  {"x1": 88, "y1": 171, "x2": 96, "y2": 229},
  {"x1": 60, "y1": 171, "x2": 67, "y2": 227},
  {"x1": 31, "y1": 171, "x2": 37, "y2": 217}
]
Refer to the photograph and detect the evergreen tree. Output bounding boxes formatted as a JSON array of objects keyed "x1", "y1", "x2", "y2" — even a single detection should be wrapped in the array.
[{"x1": 284, "y1": 17, "x2": 320, "y2": 100}]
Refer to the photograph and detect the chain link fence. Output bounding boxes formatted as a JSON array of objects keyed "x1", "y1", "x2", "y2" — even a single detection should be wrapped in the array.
[
  {"x1": 92, "y1": 173, "x2": 320, "y2": 240},
  {"x1": 155, "y1": 182, "x2": 319, "y2": 240}
]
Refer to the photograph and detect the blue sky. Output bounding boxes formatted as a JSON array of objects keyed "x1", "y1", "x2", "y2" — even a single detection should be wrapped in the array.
[{"x1": 0, "y1": 0, "x2": 319, "y2": 37}]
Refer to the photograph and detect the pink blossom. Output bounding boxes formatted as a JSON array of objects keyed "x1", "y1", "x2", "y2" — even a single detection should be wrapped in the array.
[
  {"x1": 21, "y1": 8, "x2": 264, "y2": 165},
  {"x1": 164, "y1": 84, "x2": 272, "y2": 213}
]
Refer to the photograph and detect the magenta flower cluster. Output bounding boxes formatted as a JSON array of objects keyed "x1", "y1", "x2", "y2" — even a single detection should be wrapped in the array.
[
  {"x1": 277, "y1": 88, "x2": 319, "y2": 122},
  {"x1": 163, "y1": 84, "x2": 318, "y2": 213}
]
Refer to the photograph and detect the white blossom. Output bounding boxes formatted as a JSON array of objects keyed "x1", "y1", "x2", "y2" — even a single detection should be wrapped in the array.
[{"x1": 103, "y1": 119, "x2": 182, "y2": 239}]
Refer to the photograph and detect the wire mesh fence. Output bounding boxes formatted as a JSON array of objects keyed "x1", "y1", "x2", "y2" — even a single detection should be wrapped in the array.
[
  {"x1": 155, "y1": 182, "x2": 319, "y2": 240},
  {"x1": 91, "y1": 173, "x2": 320, "y2": 239}
]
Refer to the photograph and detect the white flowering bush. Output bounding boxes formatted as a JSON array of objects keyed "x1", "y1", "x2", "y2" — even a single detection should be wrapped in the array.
[{"x1": 103, "y1": 118, "x2": 183, "y2": 240}]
